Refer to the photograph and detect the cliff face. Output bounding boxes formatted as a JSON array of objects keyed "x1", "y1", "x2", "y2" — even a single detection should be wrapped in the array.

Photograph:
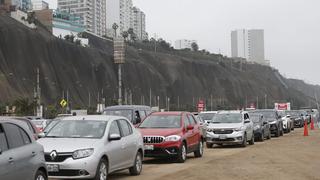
[{"x1": 0, "y1": 15, "x2": 317, "y2": 110}]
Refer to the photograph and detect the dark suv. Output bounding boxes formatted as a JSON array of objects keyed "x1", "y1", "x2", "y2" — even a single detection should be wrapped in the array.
[
  {"x1": 104, "y1": 105, "x2": 151, "y2": 125},
  {"x1": 138, "y1": 112, "x2": 204, "y2": 163},
  {"x1": 248, "y1": 112, "x2": 271, "y2": 141},
  {"x1": 251, "y1": 109, "x2": 283, "y2": 137}
]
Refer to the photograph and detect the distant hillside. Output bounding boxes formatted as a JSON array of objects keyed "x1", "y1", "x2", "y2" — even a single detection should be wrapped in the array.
[{"x1": 0, "y1": 14, "x2": 319, "y2": 112}]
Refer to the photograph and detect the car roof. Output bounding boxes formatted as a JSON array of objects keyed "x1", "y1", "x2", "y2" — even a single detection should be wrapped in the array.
[
  {"x1": 61, "y1": 115, "x2": 127, "y2": 121},
  {"x1": 0, "y1": 118, "x2": 35, "y2": 140},
  {"x1": 217, "y1": 110, "x2": 247, "y2": 114},
  {"x1": 199, "y1": 111, "x2": 218, "y2": 114},
  {"x1": 150, "y1": 111, "x2": 185, "y2": 116},
  {"x1": 105, "y1": 105, "x2": 151, "y2": 110}
]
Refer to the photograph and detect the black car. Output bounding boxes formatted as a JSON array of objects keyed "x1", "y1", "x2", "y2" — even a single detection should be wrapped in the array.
[
  {"x1": 285, "y1": 110, "x2": 304, "y2": 128},
  {"x1": 251, "y1": 109, "x2": 283, "y2": 137},
  {"x1": 248, "y1": 113, "x2": 271, "y2": 141}
]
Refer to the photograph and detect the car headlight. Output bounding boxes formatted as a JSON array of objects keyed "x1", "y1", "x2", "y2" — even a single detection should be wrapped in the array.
[
  {"x1": 72, "y1": 148, "x2": 94, "y2": 159},
  {"x1": 234, "y1": 126, "x2": 246, "y2": 132},
  {"x1": 207, "y1": 128, "x2": 214, "y2": 132},
  {"x1": 165, "y1": 135, "x2": 181, "y2": 142}
]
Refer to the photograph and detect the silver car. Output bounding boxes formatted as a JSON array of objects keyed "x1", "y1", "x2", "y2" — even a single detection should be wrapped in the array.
[
  {"x1": 0, "y1": 118, "x2": 48, "y2": 180},
  {"x1": 37, "y1": 115, "x2": 144, "y2": 180},
  {"x1": 206, "y1": 111, "x2": 254, "y2": 148}
]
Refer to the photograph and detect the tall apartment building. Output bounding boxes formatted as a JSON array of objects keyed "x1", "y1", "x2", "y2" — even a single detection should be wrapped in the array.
[
  {"x1": 11, "y1": 0, "x2": 31, "y2": 10},
  {"x1": 174, "y1": 39, "x2": 197, "y2": 50},
  {"x1": 106, "y1": 0, "x2": 133, "y2": 37},
  {"x1": 132, "y1": 6, "x2": 147, "y2": 40},
  {"x1": 231, "y1": 29, "x2": 266, "y2": 65},
  {"x1": 57, "y1": 0, "x2": 106, "y2": 36},
  {"x1": 31, "y1": 0, "x2": 48, "y2": 10}
]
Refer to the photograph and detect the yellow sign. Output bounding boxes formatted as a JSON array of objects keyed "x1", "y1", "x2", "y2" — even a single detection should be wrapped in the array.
[{"x1": 60, "y1": 99, "x2": 67, "y2": 108}]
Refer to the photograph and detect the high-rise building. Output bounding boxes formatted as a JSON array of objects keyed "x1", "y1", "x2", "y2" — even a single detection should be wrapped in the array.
[
  {"x1": 57, "y1": 0, "x2": 106, "y2": 36},
  {"x1": 11, "y1": 0, "x2": 31, "y2": 10},
  {"x1": 231, "y1": 29, "x2": 267, "y2": 65},
  {"x1": 132, "y1": 6, "x2": 147, "y2": 40},
  {"x1": 31, "y1": 0, "x2": 48, "y2": 10},
  {"x1": 174, "y1": 39, "x2": 197, "y2": 50},
  {"x1": 106, "y1": 0, "x2": 132, "y2": 37}
]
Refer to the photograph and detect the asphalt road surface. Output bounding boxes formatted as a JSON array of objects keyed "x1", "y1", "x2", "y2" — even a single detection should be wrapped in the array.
[{"x1": 109, "y1": 127, "x2": 320, "y2": 180}]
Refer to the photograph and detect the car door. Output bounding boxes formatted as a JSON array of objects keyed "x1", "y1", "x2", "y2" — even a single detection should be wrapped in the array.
[
  {"x1": 187, "y1": 114, "x2": 200, "y2": 149},
  {"x1": 244, "y1": 114, "x2": 253, "y2": 139},
  {"x1": 1, "y1": 123, "x2": 35, "y2": 180},
  {"x1": 118, "y1": 119, "x2": 137, "y2": 168},
  {"x1": 183, "y1": 114, "x2": 193, "y2": 151},
  {"x1": 107, "y1": 120, "x2": 125, "y2": 172},
  {"x1": 0, "y1": 123, "x2": 15, "y2": 180}
]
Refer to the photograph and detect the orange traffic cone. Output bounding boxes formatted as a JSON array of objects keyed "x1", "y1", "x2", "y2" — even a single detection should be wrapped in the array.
[
  {"x1": 304, "y1": 121, "x2": 309, "y2": 136},
  {"x1": 311, "y1": 118, "x2": 315, "y2": 130}
]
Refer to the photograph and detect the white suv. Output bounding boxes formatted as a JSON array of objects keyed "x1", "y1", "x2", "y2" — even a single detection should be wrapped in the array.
[{"x1": 206, "y1": 111, "x2": 254, "y2": 148}]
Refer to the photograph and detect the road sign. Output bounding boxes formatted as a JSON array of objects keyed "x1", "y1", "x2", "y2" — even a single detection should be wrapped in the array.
[
  {"x1": 60, "y1": 99, "x2": 67, "y2": 108},
  {"x1": 275, "y1": 103, "x2": 291, "y2": 110},
  {"x1": 114, "y1": 37, "x2": 125, "y2": 64},
  {"x1": 197, "y1": 100, "x2": 205, "y2": 112}
]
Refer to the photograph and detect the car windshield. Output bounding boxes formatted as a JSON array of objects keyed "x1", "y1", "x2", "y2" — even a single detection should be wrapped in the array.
[
  {"x1": 199, "y1": 113, "x2": 216, "y2": 121},
  {"x1": 254, "y1": 111, "x2": 275, "y2": 120},
  {"x1": 104, "y1": 109, "x2": 133, "y2": 121},
  {"x1": 32, "y1": 120, "x2": 44, "y2": 125},
  {"x1": 211, "y1": 113, "x2": 242, "y2": 123},
  {"x1": 285, "y1": 111, "x2": 300, "y2": 117},
  {"x1": 43, "y1": 120, "x2": 59, "y2": 133},
  {"x1": 139, "y1": 115, "x2": 181, "y2": 128},
  {"x1": 249, "y1": 114, "x2": 261, "y2": 123},
  {"x1": 46, "y1": 120, "x2": 107, "y2": 138}
]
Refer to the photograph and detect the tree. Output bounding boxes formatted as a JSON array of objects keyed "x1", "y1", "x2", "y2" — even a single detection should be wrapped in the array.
[
  {"x1": 112, "y1": 23, "x2": 119, "y2": 37},
  {"x1": 121, "y1": 31, "x2": 129, "y2": 41},
  {"x1": 127, "y1": 28, "x2": 136, "y2": 41},
  {"x1": 13, "y1": 97, "x2": 36, "y2": 116},
  {"x1": 191, "y1": 42, "x2": 199, "y2": 51}
]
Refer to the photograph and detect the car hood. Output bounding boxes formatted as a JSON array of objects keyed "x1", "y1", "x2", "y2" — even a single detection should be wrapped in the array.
[
  {"x1": 37, "y1": 138, "x2": 100, "y2": 153},
  {"x1": 207, "y1": 123, "x2": 243, "y2": 129},
  {"x1": 138, "y1": 128, "x2": 182, "y2": 137}
]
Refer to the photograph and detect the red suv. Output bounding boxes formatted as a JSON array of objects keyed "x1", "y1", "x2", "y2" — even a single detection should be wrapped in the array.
[{"x1": 138, "y1": 112, "x2": 204, "y2": 163}]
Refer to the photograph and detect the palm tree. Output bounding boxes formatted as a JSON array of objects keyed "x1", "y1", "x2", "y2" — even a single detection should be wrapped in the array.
[
  {"x1": 122, "y1": 31, "x2": 129, "y2": 41},
  {"x1": 127, "y1": 28, "x2": 135, "y2": 41},
  {"x1": 112, "y1": 23, "x2": 119, "y2": 38}
]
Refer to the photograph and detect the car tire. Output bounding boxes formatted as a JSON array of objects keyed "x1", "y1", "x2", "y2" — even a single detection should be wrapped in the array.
[
  {"x1": 249, "y1": 134, "x2": 255, "y2": 145},
  {"x1": 260, "y1": 132, "x2": 264, "y2": 142},
  {"x1": 274, "y1": 128, "x2": 280, "y2": 137},
  {"x1": 34, "y1": 169, "x2": 47, "y2": 180},
  {"x1": 93, "y1": 158, "x2": 108, "y2": 180},
  {"x1": 280, "y1": 128, "x2": 284, "y2": 136},
  {"x1": 176, "y1": 143, "x2": 187, "y2": 163},
  {"x1": 240, "y1": 134, "x2": 247, "y2": 147},
  {"x1": 267, "y1": 130, "x2": 271, "y2": 140},
  {"x1": 194, "y1": 140, "x2": 204, "y2": 158},
  {"x1": 129, "y1": 151, "x2": 143, "y2": 176},
  {"x1": 206, "y1": 142, "x2": 213, "y2": 149}
]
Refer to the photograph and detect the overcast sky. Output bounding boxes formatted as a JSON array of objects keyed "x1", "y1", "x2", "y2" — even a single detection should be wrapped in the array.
[{"x1": 48, "y1": 0, "x2": 320, "y2": 85}]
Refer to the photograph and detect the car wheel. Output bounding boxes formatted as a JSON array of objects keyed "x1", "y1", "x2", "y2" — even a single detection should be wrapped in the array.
[
  {"x1": 267, "y1": 129, "x2": 271, "y2": 140},
  {"x1": 34, "y1": 170, "x2": 47, "y2": 180},
  {"x1": 280, "y1": 128, "x2": 284, "y2": 136},
  {"x1": 206, "y1": 142, "x2": 213, "y2": 149},
  {"x1": 194, "y1": 140, "x2": 204, "y2": 158},
  {"x1": 260, "y1": 132, "x2": 264, "y2": 142},
  {"x1": 240, "y1": 134, "x2": 247, "y2": 147},
  {"x1": 274, "y1": 128, "x2": 280, "y2": 137},
  {"x1": 249, "y1": 133, "x2": 255, "y2": 145},
  {"x1": 94, "y1": 158, "x2": 108, "y2": 180},
  {"x1": 176, "y1": 143, "x2": 187, "y2": 163},
  {"x1": 129, "y1": 151, "x2": 143, "y2": 176}
]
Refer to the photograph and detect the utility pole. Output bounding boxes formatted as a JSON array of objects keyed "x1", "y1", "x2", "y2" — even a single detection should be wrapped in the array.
[
  {"x1": 88, "y1": 92, "x2": 91, "y2": 108},
  {"x1": 157, "y1": 96, "x2": 160, "y2": 109},
  {"x1": 210, "y1": 94, "x2": 213, "y2": 111},
  {"x1": 149, "y1": 88, "x2": 152, "y2": 107},
  {"x1": 66, "y1": 90, "x2": 69, "y2": 113},
  {"x1": 178, "y1": 96, "x2": 180, "y2": 110},
  {"x1": 264, "y1": 94, "x2": 267, "y2": 109},
  {"x1": 168, "y1": 98, "x2": 170, "y2": 111},
  {"x1": 256, "y1": 96, "x2": 259, "y2": 109}
]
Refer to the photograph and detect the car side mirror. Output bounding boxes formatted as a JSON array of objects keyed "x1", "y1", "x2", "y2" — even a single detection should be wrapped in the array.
[
  {"x1": 0, "y1": 148, "x2": 2, "y2": 155},
  {"x1": 38, "y1": 132, "x2": 45, "y2": 139},
  {"x1": 263, "y1": 121, "x2": 268, "y2": 125},
  {"x1": 109, "y1": 134, "x2": 121, "y2": 141},
  {"x1": 187, "y1": 125, "x2": 194, "y2": 130},
  {"x1": 135, "y1": 117, "x2": 141, "y2": 124},
  {"x1": 244, "y1": 119, "x2": 251, "y2": 123},
  {"x1": 278, "y1": 116, "x2": 282, "y2": 119}
]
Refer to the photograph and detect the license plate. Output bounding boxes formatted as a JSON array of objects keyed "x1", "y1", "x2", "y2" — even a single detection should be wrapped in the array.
[
  {"x1": 47, "y1": 164, "x2": 59, "y2": 172},
  {"x1": 219, "y1": 135, "x2": 227, "y2": 140},
  {"x1": 144, "y1": 145, "x2": 154, "y2": 150}
]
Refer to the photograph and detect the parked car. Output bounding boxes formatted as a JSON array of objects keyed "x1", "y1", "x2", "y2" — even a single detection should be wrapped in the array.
[
  {"x1": 0, "y1": 118, "x2": 48, "y2": 180},
  {"x1": 278, "y1": 111, "x2": 294, "y2": 133},
  {"x1": 299, "y1": 110, "x2": 311, "y2": 124},
  {"x1": 251, "y1": 109, "x2": 283, "y2": 137},
  {"x1": 285, "y1": 110, "x2": 304, "y2": 128},
  {"x1": 4, "y1": 117, "x2": 41, "y2": 140},
  {"x1": 104, "y1": 105, "x2": 152, "y2": 125},
  {"x1": 198, "y1": 111, "x2": 218, "y2": 124},
  {"x1": 32, "y1": 119, "x2": 50, "y2": 132},
  {"x1": 194, "y1": 115, "x2": 207, "y2": 139},
  {"x1": 37, "y1": 115, "x2": 144, "y2": 179},
  {"x1": 248, "y1": 112, "x2": 271, "y2": 141},
  {"x1": 206, "y1": 111, "x2": 254, "y2": 148},
  {"x1": 138, "y1": 112, "x2": 204, "y2": 163}
]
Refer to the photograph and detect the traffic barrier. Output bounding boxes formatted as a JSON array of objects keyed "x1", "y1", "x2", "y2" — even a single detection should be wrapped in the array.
[
  {"x1": 311, "y1": 118, "x2": 315, "y2": 130},
  {"x1": 304, "y1": 121, "x2": 309, "y2": 136}
]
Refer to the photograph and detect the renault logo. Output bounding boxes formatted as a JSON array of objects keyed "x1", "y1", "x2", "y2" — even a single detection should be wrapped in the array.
[
  {"x1": 147, "y1": 137, "x2": 151, "y2": 142},
  {"x1": 50, "y1": 150, "x2": 57, "y2": 161}
]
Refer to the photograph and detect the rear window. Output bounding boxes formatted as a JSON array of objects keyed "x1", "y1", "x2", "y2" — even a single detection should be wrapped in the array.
[{"x1": 0, "y1": 124, "x2": 8, "y2": 152}]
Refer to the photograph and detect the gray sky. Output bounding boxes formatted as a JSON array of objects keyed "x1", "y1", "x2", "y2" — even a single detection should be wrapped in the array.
[{"x1": 48, "y1": 0, "x2": 320, "y2": 85}]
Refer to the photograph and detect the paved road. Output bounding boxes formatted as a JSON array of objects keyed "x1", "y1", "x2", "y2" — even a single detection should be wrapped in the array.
[{"x1": 109, "y1": 128, "x2": 320, "y2": 180}]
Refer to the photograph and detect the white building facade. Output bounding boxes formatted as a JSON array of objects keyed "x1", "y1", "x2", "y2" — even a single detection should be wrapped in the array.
[
  {"x1": 31, "y1": 0, "x2": 48, "y2": 10},
  {"x1": 174, "y1": 39, "x2": 197, "y2": 50},
  {"x1": 132, "y1": 6, "x2": 147, "y2": 40},
  {"x1": 231, "y1": 29, "x2": 267, "y2": 65},
  {"x1": 57, "y1": 0, "x2": 106, "y2": 36}
]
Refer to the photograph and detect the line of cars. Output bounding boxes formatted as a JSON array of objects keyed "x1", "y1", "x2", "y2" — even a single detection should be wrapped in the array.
[{"x1": 0, "y1": 106, "x2": 318, "y2": 180}]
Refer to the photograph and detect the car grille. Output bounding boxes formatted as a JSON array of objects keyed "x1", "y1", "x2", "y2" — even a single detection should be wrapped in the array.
[
  {"x1": 213, "y1": 129, "x2": 233, "y2": 134},
  {"x1": 143, "y1": 136, "x2": 164, "y2": 144},
  {"x1": 45, "y1": 153, "x2": 73, "y2": 162}
]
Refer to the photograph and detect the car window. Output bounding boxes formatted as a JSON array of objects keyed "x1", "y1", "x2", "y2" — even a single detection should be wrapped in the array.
[
  {"x1": 119, "y1": 120, "x2": 133, "y2": 137},
  {"x1": 184, "y1": 115, "x2": 190, "y2": 128},
  {"x1": 27, "y1": 121, "x2": 36, "y2": 133},
  {"x1": 109, "y1": 121, "x2": 121, "y2": 136},
  {"x1": 19, "y1": 128, "x2": 31, "y2": 144},
  {"x1": 187, "y1": 115, "x2": 196, "y2": 125},
  {"x1": 0, "y1": 124, "x2": 9, "y2": 152},
  {"x1": 139, "y1": 111, "x2": 147, "y2": 120},
  {"x1": 2, "y1": 123, "x2": 27, "y2": 149}
]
